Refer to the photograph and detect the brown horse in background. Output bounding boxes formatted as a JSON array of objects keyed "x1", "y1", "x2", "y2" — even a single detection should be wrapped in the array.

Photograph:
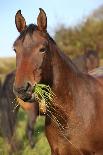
[
  {"x1": 0, "y1": 71, "x2": 19, "y2": 153},
  {"x1": 73, "y1": 50, "x2": 99, "y2": 73},
  {"x1": 0, "y1": 71, "x2": 38, "y2": 153},
  {"x1": 13, "y1": 9, "x2": 103, "y2": 155}
]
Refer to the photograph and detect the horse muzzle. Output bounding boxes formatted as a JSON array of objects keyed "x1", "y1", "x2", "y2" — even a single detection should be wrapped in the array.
[{"x1": 13, "y1": 82, "x2": 35, "y2": 102}]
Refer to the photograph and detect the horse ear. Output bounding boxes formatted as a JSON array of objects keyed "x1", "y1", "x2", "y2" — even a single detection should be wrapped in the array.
[
  {"x1": 15, "y1": 10, "x2": 26, "y2": 32},
  {"x1": 37, "y1": 8, "x2": 47, "y2": 31}
]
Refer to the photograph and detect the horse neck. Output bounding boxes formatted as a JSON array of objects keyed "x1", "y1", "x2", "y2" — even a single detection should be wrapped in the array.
[
  {"x1": 50, "y1": 42, "x2": 80, "y2": 93},
  {"x1": 47, "y1": 42, "x2": 82, "y2": 120}
]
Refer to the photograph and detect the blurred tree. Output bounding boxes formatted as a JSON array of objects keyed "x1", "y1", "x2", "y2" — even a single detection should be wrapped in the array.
[{"x1": 54, "y1": 5, "x2": 103, "y2": 58}]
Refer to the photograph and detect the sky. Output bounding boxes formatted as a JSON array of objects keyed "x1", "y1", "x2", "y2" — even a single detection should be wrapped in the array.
[{"x1": 0, "y1": 0, "x2": 103, "y2": 57}]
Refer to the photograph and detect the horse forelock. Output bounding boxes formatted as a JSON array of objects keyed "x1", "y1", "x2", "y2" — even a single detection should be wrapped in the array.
[
  {"x1": 13, "y1": 24, "x2": 37, "y2": 45},
  {"x1": 13, "y1": 23, "x2": 56, "y2": 47}
]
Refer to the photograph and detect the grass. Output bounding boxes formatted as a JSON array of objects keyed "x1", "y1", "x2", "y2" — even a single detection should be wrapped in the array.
[
  {"x1": 33, "y1": 84, "x2": 54, "y2": 102},
  {"x1": 0, "y1": 57, "x2": 15, "y2": 75},
  {"x1": 32, "y1": 84, "x2": 55, "y2": 114},
  {"x1": 0, "y1": 109, "x2": 50, "y2": 155}
]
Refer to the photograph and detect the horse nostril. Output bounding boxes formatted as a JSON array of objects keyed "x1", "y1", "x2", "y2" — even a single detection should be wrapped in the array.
[
  {"x1": 25, "y1": 82, "x2": 32, "y2": 92},
  {"x1": 13, "y1": 82, "x2": 32, "y2": 95},
  {"x1": 13, "y1": 82, "x2": 33, "y2": 101}
]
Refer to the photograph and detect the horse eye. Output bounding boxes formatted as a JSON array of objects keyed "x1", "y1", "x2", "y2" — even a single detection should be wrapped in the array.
[{"x1": 40, "y1": 48, "x2": 47, "y2": 53}]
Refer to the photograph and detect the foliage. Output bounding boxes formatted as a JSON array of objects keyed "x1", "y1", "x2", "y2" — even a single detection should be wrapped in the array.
[
  {"x1": 33, "y1": 84, "x2": 54, "y2": 104},
  {"x1": 54, "y1": 5, "x2": 103, "y2": 58}
]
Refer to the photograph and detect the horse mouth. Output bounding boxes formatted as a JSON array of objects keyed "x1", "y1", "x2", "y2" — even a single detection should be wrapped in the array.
[
  {"x1": 14, "y1": 89, "x2": 35, "y2": 103},
  {"x1": 23, "y1": 93, "x2": 35, "y2": 102},
  {"x1": 17, "y1": 97, "x2": 35, "y2": 111},
  {"x1": 13, "y1": 83, "x2": 36, "y2": 103}
]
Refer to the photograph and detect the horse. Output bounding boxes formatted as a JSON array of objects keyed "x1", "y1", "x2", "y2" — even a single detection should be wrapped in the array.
[
  {"x1": 73, "y1": 50, "x2": 99, "y2": 73},
  {"x1": 0, "y1": 71, "x2": 19, "y2": 153},
  {"x1": 13, "y1": 8, "x2": 103, "y2": 155},
  {"x1": 0, "y1": 71, "x2": 38, "y2": 153}
]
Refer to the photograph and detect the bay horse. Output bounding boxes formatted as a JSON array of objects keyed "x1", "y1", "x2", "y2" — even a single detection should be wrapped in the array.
[
  {"x1": 0, "y1": 71, "x2": 19, "y2": 153},
  {"x1": 0, "y1": 71, "x2": 38, "y2": 153},
  {"x1": 73, "y1": 50, "x2": 99, "y2": 73},
  {"x1": 13, "y1": 9, "x2": 103, "y2": 155}
]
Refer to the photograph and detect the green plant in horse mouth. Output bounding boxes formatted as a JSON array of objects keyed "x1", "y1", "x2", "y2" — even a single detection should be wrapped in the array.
[{"x1": 33, "y1": 84, "x2": 55, "y2": 113}]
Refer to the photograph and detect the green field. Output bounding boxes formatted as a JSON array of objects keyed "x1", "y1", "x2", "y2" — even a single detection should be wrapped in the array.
[{"x1": 0, "y1": 109, "x2": 51, "y2": 155}]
